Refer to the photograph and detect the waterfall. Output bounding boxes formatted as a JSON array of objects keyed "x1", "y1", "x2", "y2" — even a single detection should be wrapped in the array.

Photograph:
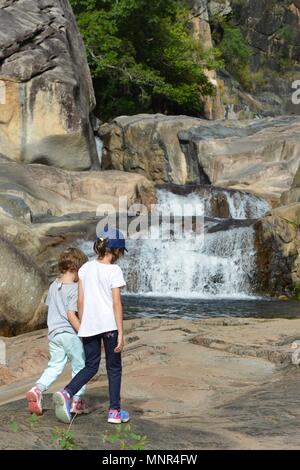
[
  {"x1": 120, "y1": 227, "x2": 256, "y2": 298},
  {"x1": 95, "y1": 136, "x2": 103, "y2": 166},
  {"x1": 119, "y1": 189, "x2": 269, "y2": 298},
  {"x1": 78, "y1": 188, "x2": 270, "y2": 299},
  {"x1": 222, "y1": 191, "x2": 269, "y2": 220},
  {"x1": 157, "y1": 188, "x2": 269, "y2": 220}
]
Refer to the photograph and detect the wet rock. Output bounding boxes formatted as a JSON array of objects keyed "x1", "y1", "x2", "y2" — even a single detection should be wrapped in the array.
[{"x1": 255, "y1": 203, "x2": 300, "y2": 296}]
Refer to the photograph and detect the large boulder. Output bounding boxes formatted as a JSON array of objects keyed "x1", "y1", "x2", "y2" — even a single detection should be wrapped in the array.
[
  {"x1": 179, "y1": 116, "x2": 300, "y2": 205},
  {"x1": 100, "y1": 114, "x2": 300, "y2": 205},
  {"x1": 0, "y1": 158, "x2": 156, "y2": 219},
  {"x1": 99, "y1": 114, "x2": 204, "y2": 185},
  {"x1": 281, "y1": 164, "x2": 300, "y2": 205},
  {"x1": 0, "y1": 236, "x2": 48, "y2": 336},
  {"x1": 0, "y1": 0, "x2": 98, "y2": 170},
  {"x1": 0, "y1": 158, "x2": 156, "y2": 334},
  {"x1": 255, "y1": 203, "x2": 300, "y2": 296}
]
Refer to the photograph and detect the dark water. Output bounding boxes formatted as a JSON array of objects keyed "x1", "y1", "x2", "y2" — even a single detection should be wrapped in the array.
[{"x1": 123, "y1": 295, "x2": 300, "y2": 320}]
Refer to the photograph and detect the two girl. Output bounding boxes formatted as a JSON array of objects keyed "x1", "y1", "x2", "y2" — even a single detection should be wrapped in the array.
[{"x1": 52, "y1": 227, "x2": 128, "y2": 424}]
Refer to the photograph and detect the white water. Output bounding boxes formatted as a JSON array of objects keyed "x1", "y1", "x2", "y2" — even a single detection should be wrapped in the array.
[
  {"x1": 224, "y1": 191, "x2": 269, "y2": 219},
  {"x1": 121, "y1": 189, "x2": 269, "y2": 298},
  {"x1": 78, "y1": 188, "x2": 269, "y2": 299},
  {"x1": 156, "y1": 189, "x2": 269, "y2": 220},
  {"x1": 120, "y1": 227, "x2": 257, "y2": 298},
  {"x1": 95, "y1": 136, "x2": 103, "y2": 166}
]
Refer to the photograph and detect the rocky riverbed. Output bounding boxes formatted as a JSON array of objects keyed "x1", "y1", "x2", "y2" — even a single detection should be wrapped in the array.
[{"x1": 1, "y1": 317, "x2": 300, "y2": 450}]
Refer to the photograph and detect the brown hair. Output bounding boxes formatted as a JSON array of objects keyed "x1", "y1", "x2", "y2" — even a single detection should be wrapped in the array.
[
  {"x1": 93, "y1": 238, "x2": 124, "y2": 264},
  {"x1": 58, "y1": 247, "x2": 88, "y2": 274}
]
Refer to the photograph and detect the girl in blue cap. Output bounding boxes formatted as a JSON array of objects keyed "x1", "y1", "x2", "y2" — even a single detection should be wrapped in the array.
[{"x1": 53, "y1": 227, "x2": 129, "y2": 424}]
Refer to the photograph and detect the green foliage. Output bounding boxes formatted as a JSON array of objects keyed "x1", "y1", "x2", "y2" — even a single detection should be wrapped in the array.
[
  {"x1": 219, "y1": 23, "x2": 253, "y2": 89},
  {"x1": 276, "y1": 26, "x2": 294, "y2": 44},
  {"x1": 27, "y1": 413, "x2": 41, "y2": 429},
  {"x1": 276, "y1": 56, "x2": 294, "y2": 74},
  {"x1": 70, "y1": 0, "x2": 222, "y2": 119},
  {"x1": 102, "y1": 423, "x2": 149, "y2": 450},
  {"x1": 293, "y1": 284, "x2": 300, "y2": 301},
  {"x1": 51, "y1": 427, "x2": 77, "y2": 450},
  {"x1": 269, "y1": 1, "x2": 285, "y2": 17},
  {"x1": 10, "y1": 417, "x2": 18, "y2": 433}
]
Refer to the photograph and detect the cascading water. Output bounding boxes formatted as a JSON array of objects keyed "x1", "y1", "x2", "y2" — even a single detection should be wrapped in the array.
[
  {"x1": 121, "y1": 228, "x2": 256, "y2": 298},
  {"x1": 78, "y1": 187, "x2": 270, "y2": 299},
  {"x1": 223, "y1": 191, "x2": 269, "y2": 220},
  {"x1": 95, "y1": 136, "x2": 103, "y2": 166},
  {"x1": 118, "y1": 188, "x2": 270, "y2": 299}
]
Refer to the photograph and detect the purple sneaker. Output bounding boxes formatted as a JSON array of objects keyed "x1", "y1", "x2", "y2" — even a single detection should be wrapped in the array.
[
  {"x1": 108, "y1": 408, "x2": 130, "y2": 424},
  {"x1": 53, "y1": 389, "x2": 71, "y2": 423}
]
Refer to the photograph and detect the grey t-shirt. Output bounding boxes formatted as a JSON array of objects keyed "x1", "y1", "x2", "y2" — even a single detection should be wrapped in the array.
[{"x1": 45, "y1": 280, "x2": 78, "y2": 340}]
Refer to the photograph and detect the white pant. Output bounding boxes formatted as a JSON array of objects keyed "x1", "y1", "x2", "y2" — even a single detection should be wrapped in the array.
[{"x1": 37, "y1": 332, "x2": 86, "y2": 397}]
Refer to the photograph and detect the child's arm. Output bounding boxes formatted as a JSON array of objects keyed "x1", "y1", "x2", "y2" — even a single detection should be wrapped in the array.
[
  {"x1": 78, "y1": 279, "x2": 84, "y2": 321},
  {"x1": 112, "y1": 287, "x2": 124, "y2": 353},
  {"x1": 67, "y1": 311, "x2": 81, "y2": 332}
]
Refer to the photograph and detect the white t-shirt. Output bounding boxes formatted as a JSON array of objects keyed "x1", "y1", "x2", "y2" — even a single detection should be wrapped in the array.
[{"x1": 78, "y1": 260, "x2": 126, "y2": 337}]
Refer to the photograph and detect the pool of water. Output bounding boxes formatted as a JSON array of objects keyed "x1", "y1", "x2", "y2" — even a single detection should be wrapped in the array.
[{"x1": 123, "y1": 295, "x2": 300, "y2": 320}]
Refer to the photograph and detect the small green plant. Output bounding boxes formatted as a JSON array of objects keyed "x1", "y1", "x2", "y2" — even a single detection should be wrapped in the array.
[
  {"x1": 102, "y1": 423, "x2": 149, "y2": 450},
  {"x1": 269, "y1": 2, "x2": 285, "y2": 17},
  {"x1": 276, "y1": 26, "x2": 294, "y2": 44},
  {"x1": 10, "y1": 417, "x2": 18, "y2": 433},
  {"x1": 51, "y1": 427, "x2": 77, "y2": 450},
  {"x1": 276, "y1": 55, "x2": 294, "y2": 74},
  {"x1": 27, "y1": 413, "x2": 41, "y2": 429},
  {"x1": 293, "y1": 284, "x2": 300, "y2": 301},
  {"x1": 219, "y1": 23, "x2": 253, "y2": 88}
]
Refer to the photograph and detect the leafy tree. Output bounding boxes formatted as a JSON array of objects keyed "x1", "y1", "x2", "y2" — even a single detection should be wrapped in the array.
[
  {"x1": 70, "y1": 0, "x2": 222, "y2": 119},
  {"x1": 210, "y1": 12, "x2": 255, "y2": 90},
  {"x1": 219, "y1": 24, "x2": 251, "y2": 72}
]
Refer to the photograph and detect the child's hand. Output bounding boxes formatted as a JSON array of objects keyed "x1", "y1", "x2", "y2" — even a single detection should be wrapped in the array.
[{"x1": 114, "y1": 334, "x2": 124, "y2": 353}]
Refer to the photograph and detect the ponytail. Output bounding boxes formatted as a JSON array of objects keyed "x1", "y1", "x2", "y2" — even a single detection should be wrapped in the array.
[
  {"x1": 93, "y1": 237, "x2": 108, "y2": 258},
  {"x1": 93, "y1": 236, "x2": 124, "y2": 263}
]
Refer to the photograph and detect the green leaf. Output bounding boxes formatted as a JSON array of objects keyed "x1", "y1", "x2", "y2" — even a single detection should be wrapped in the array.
[
  {"x1": 129, "y1": 432, "x2": 141, "y2": 441},
  {"x1": 119, "y1": 440, "x2": 126, "y2": 449},
  {"x1": 27, "y1": 413, "x2": 40, "y2": 428},
  {"x1": 69, "y1": 0, "x2": 219, "y2": 119},
  {"x1": 10, "y1": 418, "x2": 18, "y2": 433},
  {"x1": 108, "y1": 434, "x2": 119, "y2": 444}
]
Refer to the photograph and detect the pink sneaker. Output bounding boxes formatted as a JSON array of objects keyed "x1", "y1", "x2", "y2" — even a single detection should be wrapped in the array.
[
  {"x1": 26, "y1": 386, "x2": 43, "y2": 416},
  {"x1": 108, "y1": 409, "x2": 130, "y2": 424},
  {"x1": 70, "y1": 398, "x2": 90, "y2": 415}
]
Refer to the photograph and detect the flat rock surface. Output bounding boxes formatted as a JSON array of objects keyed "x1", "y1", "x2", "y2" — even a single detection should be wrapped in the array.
[{"x1": 1, "y1": 317, "x2": 300, "y2": 449}]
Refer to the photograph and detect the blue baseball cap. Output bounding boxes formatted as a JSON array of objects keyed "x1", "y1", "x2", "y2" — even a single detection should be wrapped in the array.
[{"x1": 97, "y1": 225, "x2": 128, "y2": 252}]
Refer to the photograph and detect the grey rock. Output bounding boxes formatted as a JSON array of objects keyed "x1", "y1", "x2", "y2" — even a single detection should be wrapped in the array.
[
  {"x1": 221, "y1": 0, "x2": 300, "y2": 117},
  {"x1": 178, "y1": 115, "x2": 300, "y2": 204},
  {"x1": 0, "y1": 235, "x2": 47, "y2": 335},
  {"x1": 99, "y1": 114, "x2": 202, "y2": 185},
  {"x1": 255, "y1": 203, "x2": 300, "y2": 296},
  {"x1": 0, "y1": 0, "x2": 98, "y2": 170}
]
